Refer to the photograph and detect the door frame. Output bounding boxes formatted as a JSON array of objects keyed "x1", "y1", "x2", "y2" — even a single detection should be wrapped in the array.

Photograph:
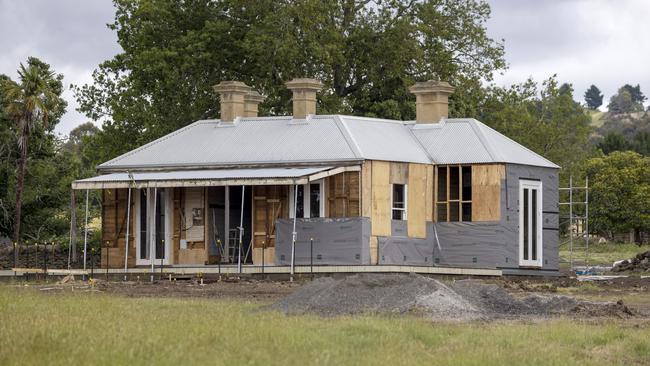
[
  {"x1": 134, "y1": 188, "x2": 172, "y2": 266},
  {"x1": 518, "y1": 179, "x2": 543, "y2": 267}
]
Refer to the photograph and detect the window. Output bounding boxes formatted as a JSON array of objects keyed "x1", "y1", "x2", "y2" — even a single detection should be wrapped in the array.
[
  {"x1": 290, "y1": 180, "x2": 325, "y2": 218},
  {"x1": 519, "y1": 180, "x2": 543, "y2": 267},
  {"x1": 135, "y1": 188, "x2": 171, "y2": 265},
  {"x1": 392, "y1": 184, "x2": 407, "y2": 220},
  {"x1": 436, "y1": 165, "x2": 472, "y2": 222}
]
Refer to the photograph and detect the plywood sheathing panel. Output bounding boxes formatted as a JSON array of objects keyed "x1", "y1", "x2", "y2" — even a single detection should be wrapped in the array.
[
  {"x1": 371, "y1": 161, "x2": 391, "y2": 236},
  {"x1": 101, "y1": 188, "x2": 135, "y2": 268},
  {"x1": 178, "y1": 248, "x2": 205, "y2": 265},
  {"x1": 407, "y1": 163, "x2": 428, "y2": 238},
  {"x1": 252, "y1": 185, "x2": 289, "y2": 264},
  {"x1": 369, "y1": 235, "x2": 378, "y2": 265},
  {"x1": 389, "y1": 162, "x2": 409, "y2": 184},
  {"x1": 425, "y1": 165, "x2": 434, "y2": 222},
  {"x1": 472, "y1": 164, "x2": 505, "y2": 221},
  {"x1": 327, "y1": 171, "x2": 360, "y2": 217},
  {"x1": 184, "y1": 187, "x2": 205, "y2": 242},
  {"x1": 361, "y1": 161, "x2": 372, "y2": 217},
  {"x1": 252, "y1": 247, "x2": 275, "y2": 265}
]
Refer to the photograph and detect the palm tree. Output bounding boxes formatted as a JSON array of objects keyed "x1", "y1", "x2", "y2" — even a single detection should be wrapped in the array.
[{"x1": 1, "y1": 59, "x2": 62, "y2": 246}]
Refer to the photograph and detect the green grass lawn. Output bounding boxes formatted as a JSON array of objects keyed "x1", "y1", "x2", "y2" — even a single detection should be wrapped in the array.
[
  {"x1": 559, "y1": 242, "x2": 650, "y2": 267},
  {"x1": 1, "y1": 286, "x2": 650, "y2": 365}
]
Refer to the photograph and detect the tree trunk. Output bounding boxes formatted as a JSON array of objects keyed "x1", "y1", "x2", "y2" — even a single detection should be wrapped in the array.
[
  {"x1": 634, "y1": 228, "x2": 642, "y2": 246},
  {"x1": 12, "y1": 136, "x2": 28, "y2": 265}
]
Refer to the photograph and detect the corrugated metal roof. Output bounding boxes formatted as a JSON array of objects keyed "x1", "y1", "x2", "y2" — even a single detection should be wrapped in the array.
[
  {"x1": 73, "y1": 167, "x2": 333, "y2": 189},
  {"x1": 97, "y1": 115, "x2": 559, "y2": 171},
  {"x1": 410, "y1": 119, "x2": 560, "y2": 168},
  {"x1": 98, "y1": 117, "x2": 360, "y2": 170},
  {"x1": 337, "y1": 116, "x2": 431, "y2": 164}
]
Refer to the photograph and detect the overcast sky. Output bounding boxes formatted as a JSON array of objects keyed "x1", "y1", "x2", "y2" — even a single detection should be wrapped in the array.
[{"x1": 1, "y1": 0, "x2": 649, "y2": 135}]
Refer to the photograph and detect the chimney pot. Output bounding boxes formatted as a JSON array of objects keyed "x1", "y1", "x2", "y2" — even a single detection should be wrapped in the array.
[
  {"x1": 213, "y1": 81, "x2": 251, "y2": 122},
  {"x1": 285, "y1": 78, "x2": 323, "y2": 119},
  {"x1": 244, "y1": 90, "x2": 265, "y2": 117},
  {"x1": 409, "y1": 80, "x2": 455, "y2": 123}
]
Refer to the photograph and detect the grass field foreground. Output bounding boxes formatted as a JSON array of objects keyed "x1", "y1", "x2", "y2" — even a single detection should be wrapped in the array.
[{"x1": 1, "y1": 286, "x2": 650, "y2": 365}]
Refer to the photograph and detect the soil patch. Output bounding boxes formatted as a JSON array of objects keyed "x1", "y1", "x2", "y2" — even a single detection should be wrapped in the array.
[
  {"x1": 29, "y1": 277, "x2": 300, "y2": 302},
  {"x1": 269, "y1": 274, "x2": 636, "y2": 321}
]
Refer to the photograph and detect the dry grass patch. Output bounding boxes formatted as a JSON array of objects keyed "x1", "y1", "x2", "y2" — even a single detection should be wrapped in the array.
[{"x1": 0, "y1": 285, "x2": 649, "y2": 365}]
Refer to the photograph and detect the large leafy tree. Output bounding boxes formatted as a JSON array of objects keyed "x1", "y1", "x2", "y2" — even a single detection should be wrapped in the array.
[
  {"x1": 608, "y1": 85, "x2": 645, "y2": 114},
  {"x1": 586, "y1": 151, "x2": 650, "y2": 243},
  {"x1": 584, "y1": 84, "x2": 603, "y2": 110},
  {"x1": 1, "y1": 57, "x2": 66, "y2": 244},
  {"x1": 76, "y1": 0, "x2": 506, "y2": 165},
  {"x1": 477, "y1": 76, "x2": 594, "y2": 181}
]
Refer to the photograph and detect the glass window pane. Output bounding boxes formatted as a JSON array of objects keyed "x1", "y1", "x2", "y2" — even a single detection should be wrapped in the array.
[
  {"x1": 295, "y1": 186, "x2": 304, "y2": 218},
  {"x1": 449, "y1": 166, "x2": 460, "y2": 200},
  {"x1": 392, "y1": 209, "x2": 404, "y2": 220},
  {"x1": 140, "y1": 190, "x2": 147, "y2": 260},
  {"x1": 450, "y1": 202, "x2": 460, "y2": 222},
  {"x1": 310, "y1": 184, "x2": 320, "y2": 218},
  {"x1": 462, "y1": 202, "x2": 472, "y2": 222},
  {"x1": 436, "y1": 203, "x2": 447, "y2": 222},
  {"x1": 523, "y1": 188, "x2": 529, "y2": 260},
  {"x1": 437, "y1": 167, "x2": 447, "y2": 201},
  {"x1": 462, "y1": 166, "x2": 472, "y2": 201},
  {"x1": 392, "y1": 184, "x2": 405, "y2": 209},
  {"x1": 155, "y1": 190, "x2": 165, "y2": 260},
  {"x1": 532, "y1": 189, "x2": 537, "y2": 261}
]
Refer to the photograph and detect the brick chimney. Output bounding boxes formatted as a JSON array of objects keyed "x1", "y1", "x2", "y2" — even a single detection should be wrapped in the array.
[
  {"x1": 409, "y1": 80, "x2": 455, "y2": 124},
  {"x1": 285, "y1": 78, "x2": 323, "y2": 119},
  {"x1": 244, "y1": 90, "x2": 265, "y2": 117},
  {"x1": 213, "y1": 81, "x2": 251, "y2": 122}
]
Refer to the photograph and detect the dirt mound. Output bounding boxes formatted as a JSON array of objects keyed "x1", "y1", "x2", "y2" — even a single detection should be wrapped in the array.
[
  {"x1": 269, "y1": 274, "x2": 636, "y2": 321},
  {"x1": 612, "y1": 250, "x2": 650, "y2": 273}
]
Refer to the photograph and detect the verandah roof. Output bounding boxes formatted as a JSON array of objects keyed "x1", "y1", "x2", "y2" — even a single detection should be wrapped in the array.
[{"x1": 72, "y1": 166, "x2": 359, "y2": 190}]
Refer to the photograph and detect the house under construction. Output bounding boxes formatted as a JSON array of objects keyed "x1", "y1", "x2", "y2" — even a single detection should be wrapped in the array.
[{"x1": 73, "y1": 78, "x2": 560, "y2": 276}]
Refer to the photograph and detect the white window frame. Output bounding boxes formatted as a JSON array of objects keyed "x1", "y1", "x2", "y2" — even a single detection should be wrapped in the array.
[
  {"x1": 134, "y1": 188, "x2": 172, "y2": 265},
  {"x1": 289, "y1": 179, "x2": 326, "y2": 218},
  {"x1": 391, "y1": 183, "x2": 408, "y2": 221},
  {"x1": 518, "y1": 180, "x2": 543, "y2": 267}
]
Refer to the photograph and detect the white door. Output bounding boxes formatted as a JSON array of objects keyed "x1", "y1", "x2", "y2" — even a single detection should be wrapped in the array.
[
  {"x1": 519, "y1": 180, "x2": 543, "y2": 267},
  {"x1": 135, "y1": 188, "x2": 172, "y2": 265}
]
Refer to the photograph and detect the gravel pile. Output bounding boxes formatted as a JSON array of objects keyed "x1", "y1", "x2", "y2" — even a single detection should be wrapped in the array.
[
  {"x1": 269, "y1": 274, "x2": 635, "y2": 321},
  {"x1": 612, "y1": 250, "x2": 650, "y2": 273}
]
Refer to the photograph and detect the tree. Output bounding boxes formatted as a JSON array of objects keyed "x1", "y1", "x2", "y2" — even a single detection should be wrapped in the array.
[
  {"x1": 477, "y1": 76, "x2": 594, "y2": 181},
  {"x1": 76, "y1": 0, "x2": 506, "y2": 165},
  {"x1": 622, "y1": 84, "x2": 646, "y2": 105},
  {"x1": 584, "y1": 84, "x2": 603, "y2": 109},
  {"x1": 608, "y1": 86, "x2": 644, "y2": 114},
  {"x1": 586, "y1": 151, "x2": 650, "y2": 243},
  {"x1": 0, "y1": 57, "x2": 66, "y2": 244},
  {"x1": 598, "y1": 132, "x2": 630, "y2": 155}
]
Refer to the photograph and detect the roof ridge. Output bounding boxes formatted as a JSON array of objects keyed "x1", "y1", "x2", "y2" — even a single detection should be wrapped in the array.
[
  {"x1": 468, "y1": 119, "x2": 500, "y2": 162},
  {"x1": 333, "y1": 115, "x2": 364, "y2": 159},
  {"x1": 98, "y1": 120, "x2": 209, "y2": 169}
]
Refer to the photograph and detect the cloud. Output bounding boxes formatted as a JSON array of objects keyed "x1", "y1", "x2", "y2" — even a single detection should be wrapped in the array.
[
  {"x1": 0, "y1": 0, "x2": 121, "y2": 135},
  {"x1": 487, "y1": 0, "x2": 650, "y2": 109}
]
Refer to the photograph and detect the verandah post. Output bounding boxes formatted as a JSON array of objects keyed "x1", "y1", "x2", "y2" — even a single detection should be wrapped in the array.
[
  {"x1": 124, "y1": 187, "x2": 131, "y2": 281},
  {"x1": 291, "y1": 183, "x2": 298, "y2": 281},
  {"x1": 82, "y1": 189, "x2": 89, "y2": 281},
  {"x1": 238, "y1": 185, "x2": 245, "y2": 274}
]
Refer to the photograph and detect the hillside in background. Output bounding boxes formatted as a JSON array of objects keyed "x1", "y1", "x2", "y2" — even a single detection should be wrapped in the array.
[{"x1": 590, "y1": 111, "x2": 650, "y2": 155}]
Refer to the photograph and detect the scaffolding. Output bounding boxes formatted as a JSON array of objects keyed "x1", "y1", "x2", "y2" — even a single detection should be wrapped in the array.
[{"x1": 559, "y1": 176, "x2": 589, "y2": 271}]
